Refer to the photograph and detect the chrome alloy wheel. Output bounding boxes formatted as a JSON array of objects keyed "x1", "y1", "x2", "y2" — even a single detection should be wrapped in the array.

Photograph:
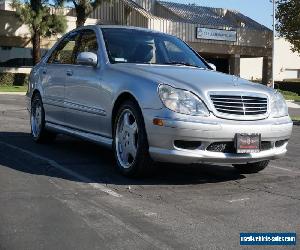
[
  {"x1": 31, "y1": 100, "x2": 42, "y2": 138},
  {"x1": 115, "y1": 109, "x2": 139, "y2": 169}
]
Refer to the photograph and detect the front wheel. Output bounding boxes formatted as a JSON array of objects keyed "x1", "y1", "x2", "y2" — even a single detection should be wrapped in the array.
[
  {"x1": 233, "y1": 160, "x2": 269, "y2": 174},
  {"x1": 113, "y1": 100, "x2": 153, "y2": 177}
]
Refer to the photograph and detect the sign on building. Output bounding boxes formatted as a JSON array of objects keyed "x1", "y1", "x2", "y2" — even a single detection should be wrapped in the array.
[{"x1": 196, "y1": 27, "x2": 237, "y2": 42}]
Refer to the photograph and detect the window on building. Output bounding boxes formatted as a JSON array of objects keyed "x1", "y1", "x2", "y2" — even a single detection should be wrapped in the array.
[
  {"x1": 0, "y1": 46, "x2": 33, "y2": 67},
  {"x1": 284, "y1": 69, "x2": 299, "y2": 80},
  {"x1": 0, "y1": 47, "x2": 48, "y2": 67}
]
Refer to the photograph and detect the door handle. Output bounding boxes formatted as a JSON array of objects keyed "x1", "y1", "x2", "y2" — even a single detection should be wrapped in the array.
[{"x1": 66, "y1": 70, "x2": 73, "y2": 76}]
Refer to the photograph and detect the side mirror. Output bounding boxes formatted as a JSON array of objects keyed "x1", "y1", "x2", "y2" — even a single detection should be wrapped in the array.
[
  {"x1": 76, "y1": 52, "x2": 98, "y2": 67},
  {"x1": 208, "y1": 63, "x2": 217, "y2": 71}
]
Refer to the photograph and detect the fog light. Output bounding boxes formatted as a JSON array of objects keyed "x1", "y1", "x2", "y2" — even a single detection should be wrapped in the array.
[{"x1": 153, "y1": 118, "x2": 164, "y2": 126}]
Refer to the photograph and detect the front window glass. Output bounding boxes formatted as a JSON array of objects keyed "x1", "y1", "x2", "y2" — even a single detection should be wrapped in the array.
[
  {"x1": 101, "y1": 28, "x2": 207, "y2": 68},
  {"x1": 78, "y1": 30, "x2": 98, "y2": 55},
  {"x1": 72, "y1": 29, "x2": 99, "y2": 65},
  {"x1": 48, "y1": 32, "x2": 80, "y2": 64}
]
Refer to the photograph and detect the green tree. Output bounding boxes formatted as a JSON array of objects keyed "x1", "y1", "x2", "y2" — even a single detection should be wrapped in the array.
[
  {"x1": 276, "y1": 0, "x2": 300, "y2": 53},
  {"x1": 11, "y1": 0, "x2": 67, "y2": 65},
  {"x1": 73, "y1": 0, "x2": 99, "y2": 27},
  {"x1": 61, "y1": 0, "x2": 110, "y2": 27}
]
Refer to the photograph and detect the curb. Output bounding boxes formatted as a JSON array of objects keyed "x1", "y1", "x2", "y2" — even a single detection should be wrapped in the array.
[{"x1": 0, "y1": 92, "x2": 26, "y2": 95}]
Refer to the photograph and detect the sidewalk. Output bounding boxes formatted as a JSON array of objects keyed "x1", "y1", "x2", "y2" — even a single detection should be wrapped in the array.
[{"x1": 286, "y1": 100, "x2": 300, "y2": 109}]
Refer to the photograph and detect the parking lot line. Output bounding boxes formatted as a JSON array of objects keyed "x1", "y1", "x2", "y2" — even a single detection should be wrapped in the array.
[
  {"x1": 0, "y1": 141, "x2": 122, "y2": 198},
  {"x1": 228, "y1": 198, "x2": 250, "y2": 203},
  {"x1": 270, "y1": 165, "x2": 300, "y2": 174}
]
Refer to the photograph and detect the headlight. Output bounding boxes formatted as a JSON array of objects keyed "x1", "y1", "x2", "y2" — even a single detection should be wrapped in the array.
[
  {"x1": 158, "y1": 84, "x2": 209, "y2": 116},
  {"x1": 270, "y1": 91, "x2": 288, "y2": 118}
]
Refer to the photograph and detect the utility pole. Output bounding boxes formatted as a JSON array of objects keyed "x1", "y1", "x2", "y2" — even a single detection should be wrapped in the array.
[{"x1": 272, "y1": 0, "x2": 275, "y2": 88}]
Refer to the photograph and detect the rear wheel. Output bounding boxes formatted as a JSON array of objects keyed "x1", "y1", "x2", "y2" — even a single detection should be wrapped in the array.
[
  {"x1": 113, "y1": 100, "x2": 153, "y2": 177},
  {"x1": 31, "y1": 93, "x2": 56, "y2": 143},
  {"x1": 233, "y1": 160, "x2": 269, "y2": 174}
]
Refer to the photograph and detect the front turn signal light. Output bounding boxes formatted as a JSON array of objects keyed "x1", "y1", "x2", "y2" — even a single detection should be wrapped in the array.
[{"x1": 153, "y1": 118, "x2": 164, "y2": 126}]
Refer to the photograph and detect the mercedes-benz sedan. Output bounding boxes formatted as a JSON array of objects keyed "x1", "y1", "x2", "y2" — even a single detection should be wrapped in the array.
[{"x1": 27, "y1": 25, "x2": 293, "y2": 177}]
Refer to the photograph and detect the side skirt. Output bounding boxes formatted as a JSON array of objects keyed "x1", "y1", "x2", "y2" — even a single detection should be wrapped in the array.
[{"x1": 45, "y1": 122, "x2": 113, "y2": 149}]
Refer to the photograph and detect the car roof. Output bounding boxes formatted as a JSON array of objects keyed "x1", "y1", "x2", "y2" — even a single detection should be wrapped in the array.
[{"x1": 78, "y1": 24, "x2": 166, "y2": 35}]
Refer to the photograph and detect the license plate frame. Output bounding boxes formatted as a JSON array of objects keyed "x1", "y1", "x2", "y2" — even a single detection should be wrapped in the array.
[{"x1": 235, "y1": 133, "x2": 261, "y2": 153}]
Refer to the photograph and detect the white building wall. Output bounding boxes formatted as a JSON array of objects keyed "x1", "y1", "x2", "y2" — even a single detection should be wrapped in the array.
[
  {"x1": 0, "y1": 0, "x2": 12, "y2": 10},
  {"x1": 241, "y1": 38, "x2": 300, "y2": 81},
  {"x1": 274, "y1": 38, "x2": 300, "y2": 81},
  {"x1": 240, "y1": 57, "x2": 263, "y2": 81}
]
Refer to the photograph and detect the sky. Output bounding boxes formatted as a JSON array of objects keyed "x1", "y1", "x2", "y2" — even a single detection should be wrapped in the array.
[{"x1": 166, "y1": 0, "x2": 274, "y2": 29}]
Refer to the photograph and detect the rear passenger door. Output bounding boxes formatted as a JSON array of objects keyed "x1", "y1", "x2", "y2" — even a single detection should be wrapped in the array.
[
  {"x1": 64, "y1": 29, "x2": 106, "y2": 135},
  {"x1": 42, "y1": 31, "x2": 80, "y2": 125}
]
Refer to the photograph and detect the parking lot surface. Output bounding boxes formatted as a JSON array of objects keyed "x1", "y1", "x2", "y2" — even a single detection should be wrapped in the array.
[{"x1": 0, "y1": 94, "x2": 299, "y2": 250}]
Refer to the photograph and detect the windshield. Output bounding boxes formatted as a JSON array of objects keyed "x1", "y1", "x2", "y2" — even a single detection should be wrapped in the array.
[{"x1": 101, "y1": 28, "x2": 208, "y2": 68}]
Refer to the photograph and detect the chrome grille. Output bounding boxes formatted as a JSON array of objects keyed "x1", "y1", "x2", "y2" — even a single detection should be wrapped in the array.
[{"x1": 210, "y1": 94, "x2": 268, "y2": 116}]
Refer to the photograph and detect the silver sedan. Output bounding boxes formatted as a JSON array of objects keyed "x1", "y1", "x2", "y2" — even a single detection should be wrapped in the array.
[{"x1": 27, "y1": 25, "x2": 293, "y2": 177}]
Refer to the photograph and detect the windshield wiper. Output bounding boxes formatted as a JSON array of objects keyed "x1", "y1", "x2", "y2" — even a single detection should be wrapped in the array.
[{"x1": 164, "y1": 62, "x2": 205, "y2": 69}]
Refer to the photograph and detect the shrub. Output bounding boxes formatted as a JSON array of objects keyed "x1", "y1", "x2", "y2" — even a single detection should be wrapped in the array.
[
  {"x1": 0, "y1": 73, "x2": 29, "y2": 86},
  {"x1": 275, "y1": 81, "x2": 300, "y2": 95},
  {"x1": 283, "y1": 79, "x2": 300, "y2": 83},
  {"x1": 279, "y1": 90, "x2": 298, "y2": 96}
]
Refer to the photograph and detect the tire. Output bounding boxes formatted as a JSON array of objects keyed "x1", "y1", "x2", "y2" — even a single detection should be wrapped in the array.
[
  {"x1": 233, "y1": 160, "x2": 269, "y2": 174},
  {"x1": 31, "y1": 93, "x2": 56, "y2": 143},
  {"x1": 113, "y1": 100, "x2": 154, "y2": 177}
]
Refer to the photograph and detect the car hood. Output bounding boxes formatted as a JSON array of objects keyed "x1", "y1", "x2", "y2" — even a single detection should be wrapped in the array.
[{"x1": 111, "y1": 63, "x2": 275, "y2": 110}]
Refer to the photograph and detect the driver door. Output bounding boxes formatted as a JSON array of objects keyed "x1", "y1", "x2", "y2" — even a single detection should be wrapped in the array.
[
  {"x1": 41, "y1": 31, "x2": 79, "y2": 126},
  {"x1": 64, "y1": 29, "x2": 106, "y2": 135}
]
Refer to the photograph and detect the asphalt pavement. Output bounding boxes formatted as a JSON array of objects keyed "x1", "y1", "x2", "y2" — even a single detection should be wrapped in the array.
[{"x1": 0, "y1": 94, "x2": 299, "y2": 250}]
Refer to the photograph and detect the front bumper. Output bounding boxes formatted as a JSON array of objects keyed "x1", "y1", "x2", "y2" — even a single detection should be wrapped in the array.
[
  {"x1": 149, "y1": 145, "x2": 287, "y2": 164},
  {"x1": 143, "y1": 109, "x2": 293, "y2": 164}
]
